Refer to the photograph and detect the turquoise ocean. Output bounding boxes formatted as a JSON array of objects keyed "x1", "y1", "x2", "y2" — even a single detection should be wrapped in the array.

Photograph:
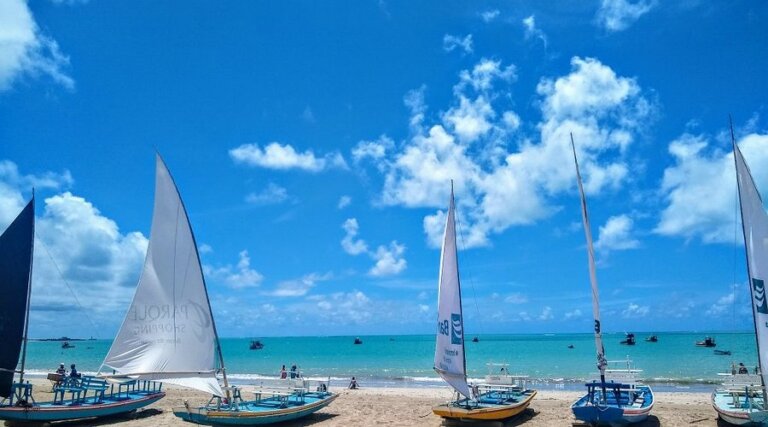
[{"x1": 22, "y1": 332, "x2": 757, "y2": 392}]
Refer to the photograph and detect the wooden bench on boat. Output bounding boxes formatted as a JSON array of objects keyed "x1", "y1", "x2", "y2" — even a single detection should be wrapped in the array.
[
  {"x1": 53, "y1": 376, "x2": 110, "y2": 405},
  {"x1": 253, "y1": 387, "x2": 308, "y2": 406}
]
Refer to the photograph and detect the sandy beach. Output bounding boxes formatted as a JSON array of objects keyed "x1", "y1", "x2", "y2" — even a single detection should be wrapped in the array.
[{"x1": 17, "y1": 379, "x2": 721, "y2": 426}]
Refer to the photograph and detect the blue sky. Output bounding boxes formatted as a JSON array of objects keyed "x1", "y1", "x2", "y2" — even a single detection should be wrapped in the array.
[{"x1": 1, "y1": 0, "x2": 768, "y2": 338}]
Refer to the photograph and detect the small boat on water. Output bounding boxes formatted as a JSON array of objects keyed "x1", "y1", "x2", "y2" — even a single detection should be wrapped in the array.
[
  {"x1": 697, "y1": 337, "x2": 717, "y2": 347},
  {"x1": 472, "y1": 337, "x2": 480, "y2": 343},
  {"x1": 0, "y1": 195, "x2": 164, "y2": 423},
  {"x1": 61, "y1": 341, "x2": 75, "y2": 349},
  {"x1": 431, "y1": 183, "x2": 536, "y2": 422},
  {"x1": 568, "y1": 345, "x2": 575, "y2": 349},
  {"x1": 353, "y1": 337, "x2": 363, "y2": 345},
  {"x1": 620, "y1": 333, "x2": 636, "y2": 345},
  {"x1": 712, "y1": 128, "x2": 768, "y2": 425},
  {"x1": 568, "y1": 136, "x2": 654, "y2": 425},
  {"x1": 645, "y1": 335, "x2": 658, "y2": 343},
  {"x1": 249, "y1": 340, "x2": 264, "y2": 350},
  {"x1": 714, "y1": 350, "x2": 732, "y2": 356}
]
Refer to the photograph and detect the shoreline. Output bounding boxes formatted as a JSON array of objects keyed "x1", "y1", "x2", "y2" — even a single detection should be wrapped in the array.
[{"x1": 19, "y1": 379, "x2": 721, "y2": 426}]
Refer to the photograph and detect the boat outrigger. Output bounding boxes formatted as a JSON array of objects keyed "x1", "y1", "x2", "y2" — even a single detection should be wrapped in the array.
[
  {"x1": 711, "y1": 122, "x2": 768, "y2": 425},
  {"x1": 568, "y1": 135, "x2": 654, "y2": 425},
  {"x1": 431, "y1": 183, "x2": 536, "y2": 422},
  {"x1": 0, "y1": 197, "x2": 165, "y2": 423}
]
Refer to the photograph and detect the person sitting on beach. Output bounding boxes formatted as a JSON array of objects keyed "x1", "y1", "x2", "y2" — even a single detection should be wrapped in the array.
[
  {"x1": 69, "y1": 364, "x2": 81, "y2": 378},
  {"x1": 348, "y1": 377, "x2": 358, "y2": 389},
  {"x1": 56, "y1": 363, "x2": 66, "y2": 376},
  {"x1": 739, "y1": 363, "x2": 748, "y2": 374},
  {"x1": 290, "y1": 364, "x2": 297, "y2": 379}
]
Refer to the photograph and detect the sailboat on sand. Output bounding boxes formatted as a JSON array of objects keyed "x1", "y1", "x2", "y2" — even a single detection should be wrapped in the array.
[
  {"x1": 0, "y1": 196, "x2": 165, "y2": 423},
  {"x1": 431, "y1": 183, "x2": 537, "y2": 422},
  {"x1": 107, "y1": 155, "x2": 336, "y2": 426},
  {"x1": 568, "y1": 135, "x2": 654, "y2": 425},
  {"x1": 711, "y1": 125, "x2": 768, "y2": 425}
]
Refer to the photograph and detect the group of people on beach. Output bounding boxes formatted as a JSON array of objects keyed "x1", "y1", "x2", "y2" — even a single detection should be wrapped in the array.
[
  {"x1": 278, "y1": 364, "x2": 299, "y2": 379},
  {"x1": 54, "y1": 363, "x2": 80, "y2": 379}
]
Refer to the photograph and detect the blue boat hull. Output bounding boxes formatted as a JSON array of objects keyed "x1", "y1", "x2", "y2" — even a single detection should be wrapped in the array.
[
  {"x1": 0, "y1": 392, "x2": 165, "y2": 422},
  {"x1": 174, "y1": 392, "x2": 337, "y2": 425},
  {"x1": 571, "y1": 383, "x2": 654, "y2": 425}
]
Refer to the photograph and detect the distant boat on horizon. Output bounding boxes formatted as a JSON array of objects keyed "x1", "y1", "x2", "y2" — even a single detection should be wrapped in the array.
[
  {"x1": 645, "y1": 335, "x2": 658, "y2": 343},
  {"x1": 696, "y1": 336, "x2": 716, "y2": 347}
]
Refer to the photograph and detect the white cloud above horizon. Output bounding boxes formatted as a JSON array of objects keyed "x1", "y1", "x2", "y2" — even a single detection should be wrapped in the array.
[
  {"x1": 230, "y1": 142, "x2": 348, "y2": 172},
  {"x1": 595, "y1": 0, "x2": 656, "y2": 32},
  {"x1": 340, "y1": 217, "x2": 407, "y2": 276},
  {"x1": 595, "y1": 214, "x2": 640, "y2": 252},
  {"x1": 0, "y1": 0, "x2": 74, "y2": 91},
  {"x1": 355, "y1": 55, "x2": 653, "y2": 249},
  {"x1": 443, "y1": 34, "x2": 473, "y2": 55}
]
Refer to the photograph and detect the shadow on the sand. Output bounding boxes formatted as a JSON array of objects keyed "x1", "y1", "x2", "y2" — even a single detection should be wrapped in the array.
[
  {"x1": 5, "y1": 408, "x2": 164, "y2": 427},
  {"x1": 257, "y1": 412, "x2": 339, "y2": 426},
  {"x1": 572, "y1": 415, "x2": 661, "y2": 427},
  {"x1": 440, "y1": 408, "x2": 538, "y2": 427}
]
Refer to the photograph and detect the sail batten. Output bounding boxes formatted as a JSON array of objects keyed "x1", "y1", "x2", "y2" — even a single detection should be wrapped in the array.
[
  {"x1": 0, "y1": 199, "x2": 34, "y2": 398},
  {"x1": 433, "y1": 185, "x2": 472, "y2": 399},
  {"x1": 571, "y1": 135, "x2": 607, "y2": 376},
  {"x1": 102, "y1": 155, "x2": 223, "y2": 397},
  {"x1": 733, "y1": 139, "x2": 768, "y2": 389}
]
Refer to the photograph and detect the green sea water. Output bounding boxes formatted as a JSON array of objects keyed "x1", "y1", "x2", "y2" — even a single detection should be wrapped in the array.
[{"x1": 22, "y1": 332, "x2": 757, "y2": 391}]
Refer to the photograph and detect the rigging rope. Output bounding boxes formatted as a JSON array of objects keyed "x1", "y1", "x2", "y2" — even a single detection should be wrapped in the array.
[
  {"x1": 454, "y1": 205, "x2": 485, "y2": 338},
  {"x1": 36, "y1": 235, "x2": 100, "y2": 338}
]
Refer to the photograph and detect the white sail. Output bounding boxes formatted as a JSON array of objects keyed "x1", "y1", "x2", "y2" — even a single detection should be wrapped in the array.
[
  {"x1": 571, "y1": 136, "x2": 607, "y2": 376},
  {"x1": 433, "y1": 186, "x2": 472, "y2": 399},
  {"x1": 734, "y1": 141, "x2": 768, "y2": 388},
  {"x1": 102, "y1": 155, "x2": 223, "y2": 397}
]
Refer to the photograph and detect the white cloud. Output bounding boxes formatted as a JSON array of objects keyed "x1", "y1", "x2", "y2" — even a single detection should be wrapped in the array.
[
  {"x1": 338, "y1": 195, "x2": 351, "y2": 209},
  {"x1": 504, "y1": 293, "x2": 528, "y2": 304},
  {"x1": 538, "y1": 306, "x2": 553, "y2": 321},
  {"x1": 301, "y1": 106, "x2": 316, "y2": 124},
  {"x1": 0, "y1": 0, "x2": 74, "y2": 91},
  {"x1": 370, "y1": 241, "x2": 407, "y2": 277},
  {"x1": 356, "y1": 56, "x2": 652, "y2": 249},
  {"x1": 596, "y1": 0, "x2": 656, "y2": 32},
  {"x1": 621, "y1": 302, "x2": 649, "y2": 318},
  {"x1": 340, "y1": 218, "x2": 407, "y2": 276},
  {"x1": 207, "y1": 250, "x2": 264, "y2": 289},
  {"x1": 352, "y1": 135, "x2": 394, "y2": 164},
  {"x1": 341, "y1": 218, "x2": 368, "y2": 255},
  {"x1": 245, "y1": 182, "x2": 289, "y2": 205},
  {"x1": 312, "y1": 291, "x2": 373, "y2": 324},
  {"x1": 655, "y1": 132, "x2": 768, "y2": 243},
  {"x1": 522, "y1": 15, "x2": 547, "y2": 47},
  {"x1": 595, "y1": 214, "x2": 640, "y2": 251},
  {"x1": 198, "y1": 243, "x2": 213, "y2": 254},
  {"x1": 480, "y1": 10, "x2": 500, "y2": 22},
  {"x1": 266, "y1": 272, "x2": 330, "y2": 297},
  {"x1": 442, "y1": 34, "x2": 473, "y2": 55},
  {"x1": 229, "y1": 142, "x2": 348, "y2": 172},
  {"x1": 564, "y1": 309, "x2": 582, "y2": 320}
]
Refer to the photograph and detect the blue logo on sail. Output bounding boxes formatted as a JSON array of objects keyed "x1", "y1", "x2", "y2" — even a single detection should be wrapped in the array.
[
  {"x1": 451, "y1": 313, "x2": 462, "y2": 344},
  {"x1": 754, "y1": 278, "x2": 768, "y2": 314}
]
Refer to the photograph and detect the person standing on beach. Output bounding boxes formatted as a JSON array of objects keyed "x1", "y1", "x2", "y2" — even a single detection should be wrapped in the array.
[{"x1": 280, "y1": 365, "x2": 287, "y2": 379}]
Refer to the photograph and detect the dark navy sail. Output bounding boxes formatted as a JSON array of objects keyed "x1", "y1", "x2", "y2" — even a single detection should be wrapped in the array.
[{"x1": 0, "y1": 199, "x2": 34, "y2": 398}]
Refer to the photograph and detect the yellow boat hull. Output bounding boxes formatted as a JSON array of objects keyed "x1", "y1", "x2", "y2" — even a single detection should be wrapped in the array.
[{"x1": 432, "y1": 390, "x2": 537, "y2": 421}]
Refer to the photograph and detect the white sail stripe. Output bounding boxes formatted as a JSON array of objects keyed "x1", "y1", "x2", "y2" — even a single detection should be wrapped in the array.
[
  {"x1": 571, "y1": 136, "x2": 607, "y2": 375},
  {"x1": 734, "y1": 142, "x2": 768, "y2": 389},
  {"x1": 433, "y1": 187, "x2": 471, "y2": 399},
  {"x1": 101, "y1": 155, "x2": 223, "y2": 397}
]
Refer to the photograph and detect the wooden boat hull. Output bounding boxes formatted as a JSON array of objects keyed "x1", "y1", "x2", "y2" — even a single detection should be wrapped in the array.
[
  {"x1": 712, "y1": 389, "x2": 768, "y2": 426},
  {"x1": 173, "y1": 392, "x2": 337, "y2": 425},
  {"x1": 0, "y1": 392, "x2": 165, "y2": 422},
  {"x1": 432, "y1": 389, "x2": 536, "y2": 421},
  {"x1": 571, "y1": 384, "x2": 653, "y2": 425}
]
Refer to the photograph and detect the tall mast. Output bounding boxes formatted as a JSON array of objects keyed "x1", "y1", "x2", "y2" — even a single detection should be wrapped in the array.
[
  {"x1": 18, "y1": 191, "x2": 34, "y2": 385},
  {"x1": 730, "y1": 117, "x2": 766, "y2": 388},
  {"x1": 570, "y1": 134, "x2": 607, "y2": 388},
  {"x1": 451, "y1": 180, "x2": 468, "y2": 386}
]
